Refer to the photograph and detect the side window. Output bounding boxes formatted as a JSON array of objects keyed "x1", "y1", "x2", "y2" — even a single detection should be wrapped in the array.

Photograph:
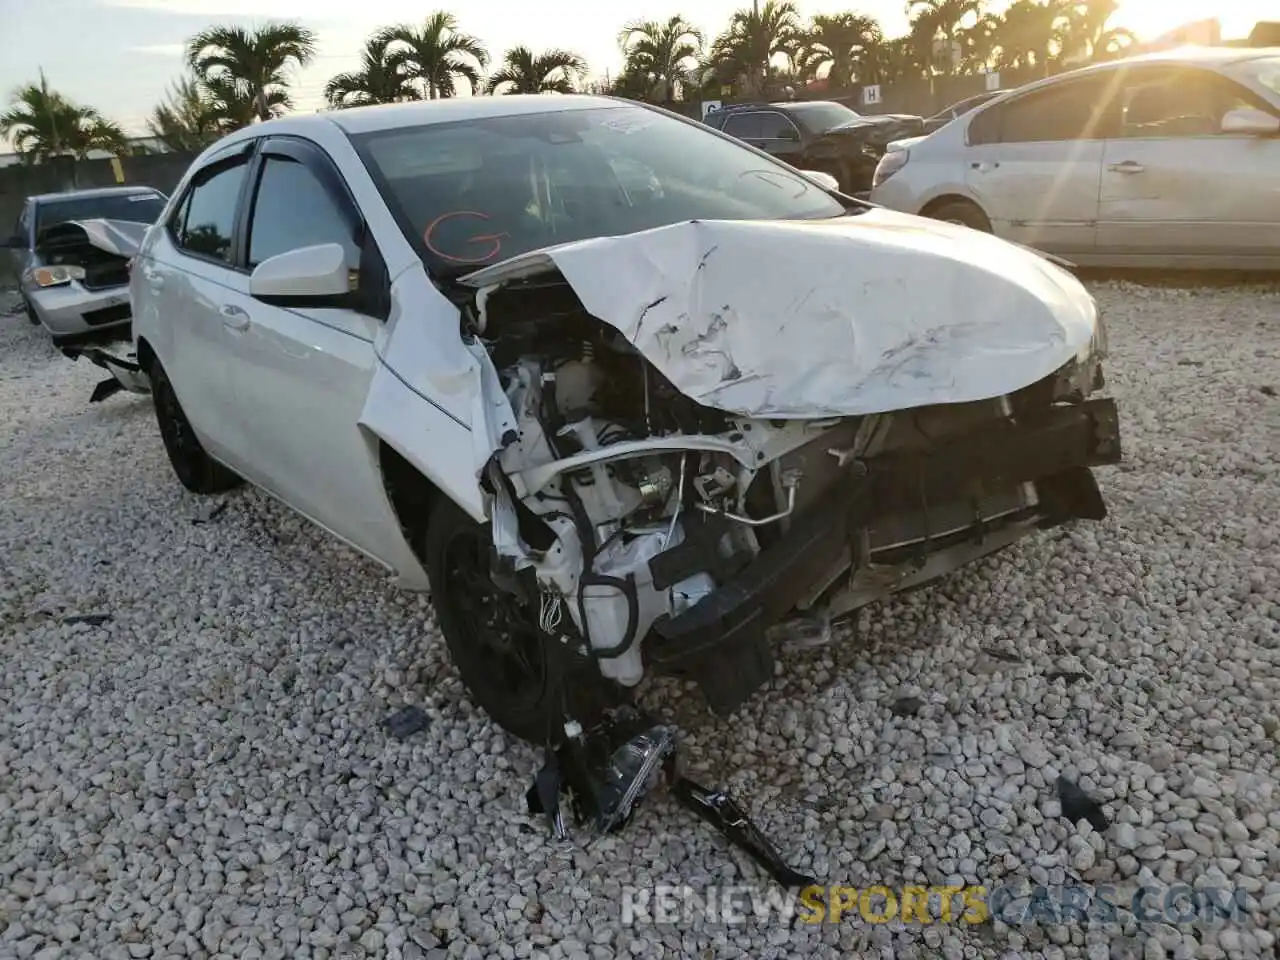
[
  {"x1": 722, "y1": 113, "x2": 764, "y2": 139},
  {"x1": 972, "y1": 77, "x2": 1118, "y2": 145},
  {"x1": 760, "y1": 112, "x2": 799, "y2": 139},
  {"x1": 968, "y1": 102, "x2": 1003, "y2": 145},
  {"x1": 246, "y1": 156, "x2": 359, "y2": 269},
  {"x1": 1120, "y1": 69, "x2": 1267, "y2": 138},
  {"x1": 175, "y1": 160, "x2": 248, "y2": 263}
]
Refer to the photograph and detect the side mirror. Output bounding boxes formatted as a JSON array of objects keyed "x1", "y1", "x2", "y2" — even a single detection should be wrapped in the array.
[
  {"x1": 799, "y1": 169, "x2": 841, "y2": 192},
  {"x1": 249, "y1": 243, "x2": 353, "y2": 306},
  {"x1": 1221, "y1": 107, "x2": 1280, "y2": 136}
]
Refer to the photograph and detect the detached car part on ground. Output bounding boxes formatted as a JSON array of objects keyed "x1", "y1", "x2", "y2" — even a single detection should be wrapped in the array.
[{"x1": 64, "y1": 97, "x2": 1121, "y2": 752}]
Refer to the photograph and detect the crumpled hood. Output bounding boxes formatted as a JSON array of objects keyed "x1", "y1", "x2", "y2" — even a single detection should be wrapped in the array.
[
  {"x1": 828, "y1": 115, "x2": 912, "y2": 132},
  {"x1": 461, "y1": 207, "x2": 1099, "y2": 419},
  {"x1": 35, "y1": 218, "x2": 148, "y2": 258}
]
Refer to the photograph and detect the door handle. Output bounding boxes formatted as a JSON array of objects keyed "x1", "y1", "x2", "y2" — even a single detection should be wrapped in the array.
[
  {"x1": 1108, "y1": 161, "x2": 1145, "y2": 174},
  {"x1": 220, "y1": 304, "x2": 250, "y2": 332}
]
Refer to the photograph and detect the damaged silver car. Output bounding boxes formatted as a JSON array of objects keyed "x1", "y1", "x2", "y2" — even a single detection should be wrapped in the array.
[
  {"x1": 73, "y1": 96, "x2": 1121, "y2": 742},
  {"x1": 4, "y1": 187, "x2": 166, "y2": 341}
]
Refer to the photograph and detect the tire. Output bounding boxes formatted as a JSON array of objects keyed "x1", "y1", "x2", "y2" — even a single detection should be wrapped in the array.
[
  {"x1": 424, "y1": 496, "x2": 615, "y2": 743},
  {"x1": 149, "y1": 358, "x2": 243, "y2": 494},
  {"x1": 927, "y1": 199, "x2": 993, "y2": 233}
]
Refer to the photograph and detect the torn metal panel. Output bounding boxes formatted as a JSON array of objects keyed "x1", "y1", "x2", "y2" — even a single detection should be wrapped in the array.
[
  {"x1": 357, "y1": 356, "x2": 490, "y2": 524},
  {"x1": 461, "y1": 207, "x2": 1100, "y2": 418}
]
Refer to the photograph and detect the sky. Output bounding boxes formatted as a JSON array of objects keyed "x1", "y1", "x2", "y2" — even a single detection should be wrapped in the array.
[{"x1": 0, "y1": 0, "x2": 1272, "y2": 139}]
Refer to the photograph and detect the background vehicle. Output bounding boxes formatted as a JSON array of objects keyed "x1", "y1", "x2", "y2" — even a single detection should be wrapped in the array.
[
  {"x1": 3, "y1": 187, "x2": 168, "y2": 340},
  {"x1": 106, "y1": 96, "x2": 1116, "y2": 743},
  {"x1": 869, "y1": 49, "x2": 1280, "y2": 269},
  {"x1": 705, "y1": 100, "x2": 923, "y2": 193},
  {"x1": 921, "y1": 89, "x2": 1007, "y2": 134}
]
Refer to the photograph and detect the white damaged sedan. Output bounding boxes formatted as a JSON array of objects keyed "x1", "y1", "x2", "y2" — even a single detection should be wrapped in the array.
[{"x1": 79, "y1": 95, "x2": 1120, "y2": 741}]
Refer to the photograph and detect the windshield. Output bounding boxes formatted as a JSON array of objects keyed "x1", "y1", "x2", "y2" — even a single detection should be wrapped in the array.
[
  {"x1": 35, "y1": 192, "x2": 167, "y2": 234},
  {"x1": 1229, "y1": 55, "x2": 1280, "y2": 99},
  {"x1": 352, "y1": 104, "x2": 848, "y2": 274},
  {"x1": 786, "y1": 101, "x2": 865, "y2": 133}
]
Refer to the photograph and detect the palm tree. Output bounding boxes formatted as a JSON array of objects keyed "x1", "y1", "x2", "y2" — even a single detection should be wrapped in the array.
[
  {"x1": 1059, "y1": 0, "x2": 1134, "y2": 63},
  {"x1": 1090, "y1": 26, "x2": 1136, "y2": 61},
  {"x1": 147, "y1": 74, "x2": 225, "y2": 152},
  {"x1": 0, "y1": 72, "x2": 127, "y2": 162},
  {"x1": 995, "y1": 0, "x2": 1072, "y2": 75},
  {"x1": 798, "y1": 13, "x2": 884, "y2": 89},
  {"x1": 908, "y1": 0, "x2": 986, "y2": 73},
  {"x1": 186, "y1": 21, "x2": 317, "y2": 123},
  {"x1": 710, "y1": 0, "x2": 805, "y2": 97},
  {"x1": 617, "y1": 16, "x2": 703, "y2": 101},
  {"x1": 487, "y1": 47, "x2": 587, "y2": 94},
  {"x1": 383, "y1": 13, "x2": 488, "y2": 99},
  {"x1": 325, "y1": 33, "x2": 419, "y2": 108},
  {"x1": 957, "y1": 12, "x2": 1004, "y2": 72}
]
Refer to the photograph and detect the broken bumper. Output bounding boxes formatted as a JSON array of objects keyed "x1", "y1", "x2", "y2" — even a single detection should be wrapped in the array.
[
  {"x1": 61, "y1": 345, "x2": 150, "y2": 402},
  {"x1": 646, "y1": 399, "x2": 1121, "y2": 710}
]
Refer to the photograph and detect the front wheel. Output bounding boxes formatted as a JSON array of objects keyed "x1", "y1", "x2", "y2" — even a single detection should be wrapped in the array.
[
  {"x1": 424, "y1": 497, "x2": 614, "y2": 743},
  {"x1": 149, "y1": 358, "x2": 243, "y2": 494}
]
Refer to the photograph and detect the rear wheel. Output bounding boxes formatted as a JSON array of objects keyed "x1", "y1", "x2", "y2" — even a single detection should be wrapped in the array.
[
  {"x1": 926, "y1": 199, "x2": 993, "y2": 233},
  {"x1": 926, "y1": 199, "x2": 993, "y2": 234},
  {"x1": 149, "y1": 358, "x2": 243, "y2": 494},
  {"x1": 424, "y1": 496, "x2": 615, "y2": 743}
]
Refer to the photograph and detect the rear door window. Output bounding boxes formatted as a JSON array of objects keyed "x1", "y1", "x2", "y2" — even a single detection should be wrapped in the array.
[
  {"x1": 722, "y1": 113, "x2": 765, "y2": 140},
  {"x1": 174, "y1": 160, "x2": 249, "y2": 264}
]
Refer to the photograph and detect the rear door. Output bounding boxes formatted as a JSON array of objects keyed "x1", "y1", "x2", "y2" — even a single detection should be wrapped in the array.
[
  {"x1": 218, "y1": 136, "x2": 411, "y2": 568},
  {"x1": 1097, "y1": 65, "x2": 1280, "y2": 261},
  {"x1": 964, "y1": 73, "x2": 1119, "y2": 255},
  {"x1": 145, "y1": 144, "x2": 256, "y2": 465}
]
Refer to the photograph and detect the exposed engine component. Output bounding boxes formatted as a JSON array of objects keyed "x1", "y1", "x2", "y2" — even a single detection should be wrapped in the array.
[{"x1": 487, "y1": 341, "x2": 742, "y2": 688}]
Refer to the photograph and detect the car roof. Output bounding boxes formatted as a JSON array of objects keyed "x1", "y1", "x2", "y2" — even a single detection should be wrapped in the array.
[
  {"x1": 956, "y1": 46, "x2": 1280, "y2": 113},
  {"x1": 1111, "y1": 45, "x2": 1280, "y2": 66},
  {"x1": 30, "y1": 185, "x2": 162, "y2": 204},
  {"x1": 308, "y1": 94, "x2": 624, "y2": 136}
]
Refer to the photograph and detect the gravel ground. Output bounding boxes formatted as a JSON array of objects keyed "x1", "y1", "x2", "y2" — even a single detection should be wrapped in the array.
[{"x1": 1, "y1": 280, "x2": 1278, "y2": 960}]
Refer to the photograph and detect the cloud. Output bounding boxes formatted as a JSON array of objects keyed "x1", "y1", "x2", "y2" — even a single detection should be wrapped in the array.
[
  {"x1": 132, "y1": 43, "x2": 187, "y2": 56},
  {"x1": 102, "y1": 0, "x2": 420, "y2": 20}
]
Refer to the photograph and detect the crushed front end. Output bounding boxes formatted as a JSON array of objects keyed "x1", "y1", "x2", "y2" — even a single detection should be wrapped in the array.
[{"x1": 470, "y1": 267, "x2": 1120, "y2": 718}]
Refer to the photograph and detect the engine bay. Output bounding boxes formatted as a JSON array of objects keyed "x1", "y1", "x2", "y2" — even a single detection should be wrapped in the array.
[{"x1": 474, "y1": 278, "x2": 783, "y2": 689}]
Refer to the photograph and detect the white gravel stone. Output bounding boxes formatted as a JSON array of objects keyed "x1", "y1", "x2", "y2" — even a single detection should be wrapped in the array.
[{"x1": 1, "y1": 279, "x2": 1278, "y2": 958}]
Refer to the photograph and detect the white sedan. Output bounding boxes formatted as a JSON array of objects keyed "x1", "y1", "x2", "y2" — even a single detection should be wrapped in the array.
[
  {"x1": 80, "y1": 95, "x2": 1120, "y2": 741},
  {"x1": 870, "y1": 48, "x2": 1280, "y2": 270}
]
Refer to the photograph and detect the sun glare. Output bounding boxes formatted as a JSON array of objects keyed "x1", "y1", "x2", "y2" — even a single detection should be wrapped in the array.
[{"x1": 1110, "y1": 0, "x2": 1271, "y2": 42}]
